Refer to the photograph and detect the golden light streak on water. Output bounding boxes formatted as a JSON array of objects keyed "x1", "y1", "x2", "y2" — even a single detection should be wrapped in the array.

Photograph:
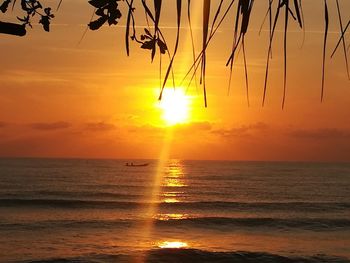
[
  {"x1": 163, "y1": 198, "x2": 179, "y2": 203},
  {"x1": 132, "y1": 128, "x2": 173, "y2": 263},
  {"x1": 132, "y1": 131, "x2": 190, "y2": 263},
  {"x1": 162, "y1": 159, "x2": 186, "y2": 203},
  {"x1": 154, "y1": 213, "x2": 189, "y2": 221},
  {"x1": 157, "y1": 241, "x2": 188, "y2": 249},
  {"x1": 132, "y1": 3, "x2": 202, "y2": 262}
]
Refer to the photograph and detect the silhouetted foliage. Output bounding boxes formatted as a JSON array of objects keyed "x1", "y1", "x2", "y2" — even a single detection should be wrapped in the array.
[
  {"x1": 1, "y1": 0, "x2": 349, "y2": 107},
  {"x1": 88, "y1": 0, "x2": 122, "y2": 30},
  {"x1": 0, "y1": 0, "x2": 54, "y2": 34}
]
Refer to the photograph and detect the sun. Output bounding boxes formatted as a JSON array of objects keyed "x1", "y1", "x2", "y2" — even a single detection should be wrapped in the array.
[{"x1": 159, "y1": 88, "x2": 190, "y2": 125}]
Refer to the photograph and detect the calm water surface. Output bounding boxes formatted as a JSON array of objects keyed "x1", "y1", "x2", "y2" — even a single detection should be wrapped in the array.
[{"x1": 0, "y1": 158, "x2": 349, "y2": 262}]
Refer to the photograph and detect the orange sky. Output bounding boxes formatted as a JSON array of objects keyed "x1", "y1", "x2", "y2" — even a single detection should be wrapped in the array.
[{"x1": 1, "y1": 0, "x2": 350, "y2": 161}]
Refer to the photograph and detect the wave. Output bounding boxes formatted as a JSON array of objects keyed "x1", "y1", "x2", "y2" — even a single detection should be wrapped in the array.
[
  {"x1": 0, "y1": 191, "x2": 142, "y2": 200},
  {"x1": 2, "y1": 217, "x2": 350, "y2": 232},
  {"x1": 18, "y1": 249, "x2": 350, "y2": 263},
  {"x1": 157, "y1": 217, "x2": 350, "y2": 231},
  {"x1": 0, "y1": 199, "x2": 136, "y2": 209},
  {"x1": 0, "y1": 198, "x2": 349, "y2": 212}
]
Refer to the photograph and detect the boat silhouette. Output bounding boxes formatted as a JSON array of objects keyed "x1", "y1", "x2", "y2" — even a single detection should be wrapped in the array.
[{"x1": 125, "y1": 162, "x2": 149, "y2": 167}]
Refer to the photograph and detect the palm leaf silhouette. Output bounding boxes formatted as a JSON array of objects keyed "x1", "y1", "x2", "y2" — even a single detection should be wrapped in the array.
[{"x1": 2, "y1": 0, "x2": 349, "y2": 107}]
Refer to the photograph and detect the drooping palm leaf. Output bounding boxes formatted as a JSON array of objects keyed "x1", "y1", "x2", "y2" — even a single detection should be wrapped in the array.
[
  {"x1": 201, "y1": 0, "x2": 210, "y2": 107},
  {"x1": 57, "y1": 0, "x2": 63, "y2": 10},
  {"x1": 187, "y1": 0, "x2": 198, "y2": 90},
  {"x1": 298, "y1": 0, "x2": 305, "y2": 48},
  {"x1": 3, "y1": 0, "x2": 350, "y2": 108},
  {"x1": 154, "y1": 0, "x2": 161, "y2": 32},
  {"x1": 331, "y1": 20, "x2": 350, "y2": 58},
  {"x1": 158, "y1": 0, "x2": 182, "y2": 100},
  {"x1": 321, "y1": 0, "x2": 329, "y2": 102},
  {"x1": 209, "y1": 0, "x2": 224, "y2": 37},
  {"x1": 242, "y1": 36, "x2": 249, "y2": 106},
  {"x1": 77, "y1": 8, "x2": 96, "y2": 46},
  {"x1": 125, "y1": 0, "x2": 134, "y2": 56},
  {"x1": 282, "y1": 0, "x2": 289, "y2": 109},
  {"x1": 226, "y1": 0, "x2": 254, "y2": 100},
  {"x1": 11, "y1": 0, "x2": 16, "y2": 11},
  {"x1": 12, "y1": 0, "x2": 345, "y2": 107},
  {"x1": 262, "y1": 0, "x2": 281, "y2": 107},
  {"x1": 333, "y1": 0, "x2": 349, "y2": 80},
  {"x1": 226, "y1": 2, "x2": 240, "y2": 95},
  {"x1": 181, "y1": 0, "x2": 235, "y2": 89},
  {"x1": 293, "y1": 0, "x2": 302, "y2": 28}
]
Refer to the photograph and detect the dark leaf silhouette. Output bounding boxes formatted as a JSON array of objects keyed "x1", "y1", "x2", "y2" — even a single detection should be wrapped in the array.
[
  {"x1": 56, "y1": 0, "x2": 62, "y2": 10},
  {"x1": 17, "y1": 15, "x2": 31, "y2": 27},
  {"x1": 0, "y1": 0, "x2": 11, "y2": 13},
  {"x1": 20, "y1": 0, "x2": 42, "y2": 14},
  {"x1": 154, "y1": 0, "x2": 161, "y2": 33},
  {"x1": 1, "y1": 0, "x2": 350, "y2": 107},
  {"x1": 201, "y1": 0, "x2": 210, "y2": 107},
  {"x1": 0, "y1": 21, "x2": 26, "y2": 36},
  {"x1": 39, "y1": 15, "x2": 50, "y2": 31},
  {"x1": 0, "y1": 0, "x2": 53, "y2": 34},
  {"x1": 293, "y1": 0, "x2": 302, "y2": 28},
  {"x1": 226, "y1": 0, "x2": 254, "y2": 106},
  {"x1": 141, "y1": 38, "x2": 155, "y2": 50},
  {"x1": 89, "y1": 16, "x2": 107, "y2": 30},
  {"x1": 157, "y1": 38, "x2": 167, "y2": 54},
  {"x1": 187, "y1": 0, "x2": 198, "y2": 90},
  {"x1": 321, "y1": 0, "x2": 329, "y2": 102},
  {"x1": 125, "y1": 0, "x2": 134, "y2": 56},
  {"x1": 159, "y1": 0, "x2": 182, "y2": 100},
  {"x1": 331, "y1": 20, "x2": 350, "y2": 60},
  {"x1": 11, "y1": 0, "x2": 16, "y2": 11},
  {"x1": 263, "y1": 0, "x2": 282, "y2": 107},
  {"x1": 334, "y1": 0, "x2": 349, "y2": 80},
  {"x1": 88, "y1": 0, "x2": 121, "y2": 30},
  {"x1": 89, "y1": 0, "x2": 111, "y2": 9},
  {"x1": 39, "y1": 7, "x2": 54, "y2": 32},
  {"x1": 144, "y1": 27, "x2": 151, "y2": 37},
  {"x1": 282, "y1": 0, "x2": 289, "y2": 109}
]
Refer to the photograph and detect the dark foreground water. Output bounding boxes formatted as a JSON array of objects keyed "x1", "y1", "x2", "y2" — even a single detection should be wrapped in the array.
[{"x1": 0, "y1": 158, "x2": 349, "y2": 263}]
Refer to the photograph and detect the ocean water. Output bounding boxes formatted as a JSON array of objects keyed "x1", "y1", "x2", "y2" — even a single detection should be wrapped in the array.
[{"x1": 0, "y1": 158, "x2": 349, "y2": 263}]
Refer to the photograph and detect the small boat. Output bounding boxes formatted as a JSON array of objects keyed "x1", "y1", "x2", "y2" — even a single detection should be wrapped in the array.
[{"x1": 125, "y1": 162, "x2": 149, "y2": 167}]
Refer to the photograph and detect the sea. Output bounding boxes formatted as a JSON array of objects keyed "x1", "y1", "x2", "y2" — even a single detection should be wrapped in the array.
[{"x1": 0, "y1": 158, "x2": 349, "y2": 263}]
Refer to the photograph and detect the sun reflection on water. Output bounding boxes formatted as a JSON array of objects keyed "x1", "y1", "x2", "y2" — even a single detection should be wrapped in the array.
[
  {"x1": 165, "y1": 178, "x2": 185, "y2": 187},
  {"x1": 163, "y1": 198, "x2": 180, "y2": 203},
  {"x1": 158, "y1": 241, "x2": 188, "y2": 249},
  {"x1": 162, "y1": 160, "x2": 186, "y2": 203},
  {"x1": 163, "y1": 192, "x2": 182, "y2": 197},
  {"x1": 154, "y1": 213, "x2": 189, "y2": 221}
]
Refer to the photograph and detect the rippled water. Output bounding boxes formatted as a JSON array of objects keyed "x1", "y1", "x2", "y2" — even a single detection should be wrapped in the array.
[{"x1": 0, "y1": 158, "x2": 349, "y2": 262}]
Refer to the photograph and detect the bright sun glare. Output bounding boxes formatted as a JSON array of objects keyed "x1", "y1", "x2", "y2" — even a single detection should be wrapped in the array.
[
  {"x1": 159, "y1": 88, "x2": 190, "y2": 125},
  {"x1": 158, "y1": 241, "x2": 188, "y2": 249}
]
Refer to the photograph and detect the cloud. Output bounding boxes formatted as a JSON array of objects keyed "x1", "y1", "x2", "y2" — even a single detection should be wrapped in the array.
[
  {"x1": 174, "y1": 121, "x2": 213, "y2": 132},
  {"x1": 85, "y1": 122, "x2": 116, "y2": 131},
  {"x1": 29, "y1": 122, "x2": 71, "y2": 131},
  {"x1": 127, "y1": 121, "x2": 213, "y2": 134},
  {"x1": 185, "y1": 121, "x2": 212, "y2": 130},
  {"x1": 288, "y1": 128, "x2": 350, "y2": 140},
  {"x1": 212, "y1": 122, "x2": 269, "y2": 138}
]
